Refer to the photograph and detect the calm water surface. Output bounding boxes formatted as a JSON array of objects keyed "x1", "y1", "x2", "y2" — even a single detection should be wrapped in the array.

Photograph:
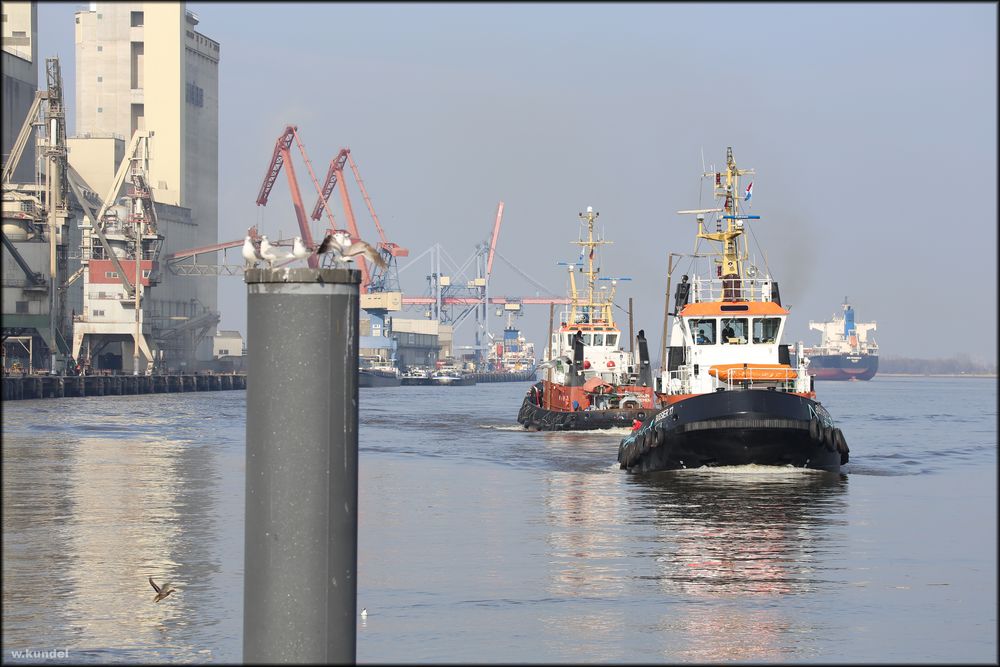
[{"x1": 2, "y1": 376, "x2": 996, "y2": 663}]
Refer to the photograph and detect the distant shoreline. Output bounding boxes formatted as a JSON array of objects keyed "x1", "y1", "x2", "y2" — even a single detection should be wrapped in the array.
[{"x1": 876, "y1": 373, "x2": 997, "y2": 378}]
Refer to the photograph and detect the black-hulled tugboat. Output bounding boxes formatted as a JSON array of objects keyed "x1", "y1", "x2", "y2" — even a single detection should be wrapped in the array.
[
  {"x1": 518, "y1": 206, "x2": 658, "y2": 431},
  {"x1": 619, "y1": 148, "x2": 849, "y2": 472}
]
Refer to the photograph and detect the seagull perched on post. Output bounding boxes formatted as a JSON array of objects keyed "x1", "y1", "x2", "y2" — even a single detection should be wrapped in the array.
[
  {"x1": 291, "y1": 236, "x2": 310, "y2": 262},
  {"x1": 149, "y1": 577, "x2": 176, "y2": 603},
  {"x1": 259, "y1": 235, "x2": 289, "y2": 268},
  {"x1": 242, "y1": 235, "x2": 262, "y2": 268},
  {"x1": 317, "y1": 230, "x2": 388, "y2": 269}
]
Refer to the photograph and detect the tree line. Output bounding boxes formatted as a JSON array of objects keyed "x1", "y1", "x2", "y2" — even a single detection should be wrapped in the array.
[{"x1": 879, "y1": 356, "x2": 997, "y2": 375}]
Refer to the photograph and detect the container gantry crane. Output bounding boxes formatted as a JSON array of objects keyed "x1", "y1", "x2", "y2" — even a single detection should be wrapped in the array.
[{"x1": 400, "y1": 201, "x2": 570, "y2": 365}]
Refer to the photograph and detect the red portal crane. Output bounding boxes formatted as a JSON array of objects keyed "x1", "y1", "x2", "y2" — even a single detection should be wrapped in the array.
[
  {"x1": 256, "y1": 125, "x2": 319, "y2": 268},
  {"x1": 310, "y1": 148, "x2": 407, "y2": 295}
]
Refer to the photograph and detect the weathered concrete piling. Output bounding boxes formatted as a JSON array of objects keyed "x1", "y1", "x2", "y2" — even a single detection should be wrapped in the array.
[{"x1": 243, "y1": 267, "x2": 360, "y2": 664}]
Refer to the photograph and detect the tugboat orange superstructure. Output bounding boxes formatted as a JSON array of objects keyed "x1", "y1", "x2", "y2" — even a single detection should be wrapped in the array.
[
  {"x1": 518, "y1": 207, "x2": 657, "y2": 430},
  {"x1": 619, "y1": 148, "x2": 849, "y2": 471}
]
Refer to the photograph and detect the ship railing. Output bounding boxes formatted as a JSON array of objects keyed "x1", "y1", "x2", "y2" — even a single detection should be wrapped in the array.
[
  {"x1": 690, "y1": 277, "x2": 778, "y2": 304},
  {"x1": 661, "y1": 365, "x2": 802, "y2": 394},
  {"x1": 717, "y1": 366, "x2": 799, "y2": 391}
]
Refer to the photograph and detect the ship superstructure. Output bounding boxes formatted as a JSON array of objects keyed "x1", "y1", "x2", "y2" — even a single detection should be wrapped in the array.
[{"x1": 487, "y1": 312, "x2": 536, "y2": 373}]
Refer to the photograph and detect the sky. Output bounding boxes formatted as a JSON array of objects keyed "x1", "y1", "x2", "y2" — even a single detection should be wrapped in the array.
[{"x1": 35, "y1": 2, "x2": 998, "y2": 365}]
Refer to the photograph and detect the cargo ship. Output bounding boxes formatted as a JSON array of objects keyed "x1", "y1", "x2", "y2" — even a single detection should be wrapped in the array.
[
  {"x1": 618, "y1": 147, "x2": 849, "y2": 472},
  {"x1": 802, "y1": 299, "x2": 878, "y2": 381},
  {"x1": 517, "y1": 206, "x2": 658, "y2": 431},
  {"x1": 477, "y1": 314, "x2": 537, "y2": 382}
]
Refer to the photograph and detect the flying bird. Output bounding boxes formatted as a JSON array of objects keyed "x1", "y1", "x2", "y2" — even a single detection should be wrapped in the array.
[
  {"x1": 149, "y1": 577, "x2": 175, "y2": 603},
  {"x1": 317, "y1": 231, "x2": 387, "y2": 269},
  {"x1": 242, "y1": 235, "x2": 262, "y2": 268},
  {"x1": 291, "y1": 236, "x2": 311, "y2": 262}
]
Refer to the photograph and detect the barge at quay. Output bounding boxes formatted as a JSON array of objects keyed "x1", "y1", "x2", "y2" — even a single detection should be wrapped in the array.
[
  {"x1": 619, "y1": 148, "x2": 849, "y2": 472},
  {"x1": 358, "y1": 355, "x2": 402, "y2": 387}
]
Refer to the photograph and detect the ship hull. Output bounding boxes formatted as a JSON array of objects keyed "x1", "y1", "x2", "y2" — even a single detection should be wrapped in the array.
[
  {"x1": 806, "y1": 353, "x2": 878, "y2": 381},
  {"x1": 619, "y1": 390, "x2": 847, "y2": 472},
  {"x1": 400, "y1": 374, "x2": 432, "y2": 386},
  {"x1": 474, "y1": 368, "x2": 537, "y2": 383},
  {"x1": 359, "y1": 369, "x2": 401, "y2": 387},
  {"x1": 430, "y1": 374, "x2": 477, "y2": 386},
  {"x1": 518, "y1": 396, "x2": 654, "y2": 431}
]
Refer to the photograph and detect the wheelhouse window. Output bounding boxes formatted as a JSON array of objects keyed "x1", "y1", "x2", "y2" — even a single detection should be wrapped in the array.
[
  {"x1": 689, "y1": 319, "x2": 716, "y2": 345},
  {"x1": 592, "y1": 333, "x2": 604, "y2": 346},
  {"x1": 720, "y1": 318, "x2": 748, "y2": 344},
  {"x1": 606, "y1": 333, "x2": 618, "y2": 347},
  {"x1": 753, "y1": 317, "x2": 781, "y2": 344}
]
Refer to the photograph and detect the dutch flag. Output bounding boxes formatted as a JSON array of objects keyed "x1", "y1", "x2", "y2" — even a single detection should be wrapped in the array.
[{"x1": 744, "y1": 181, "x2": 753, "y2": 202}]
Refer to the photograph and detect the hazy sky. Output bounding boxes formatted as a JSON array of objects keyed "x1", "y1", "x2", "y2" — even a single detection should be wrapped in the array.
[{"x1": 36, "y1": 2, "x2": 998, "y2": 364}]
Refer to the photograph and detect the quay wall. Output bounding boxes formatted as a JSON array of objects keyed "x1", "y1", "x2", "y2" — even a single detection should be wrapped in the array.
[{"x1": 1, "y1": 373, "x2": 246, "y2": 401}]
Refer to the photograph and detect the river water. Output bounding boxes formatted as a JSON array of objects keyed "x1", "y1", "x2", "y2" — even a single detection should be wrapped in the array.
[{"x1": 2, "y1": 375, "x2": 996, "y2": 663}]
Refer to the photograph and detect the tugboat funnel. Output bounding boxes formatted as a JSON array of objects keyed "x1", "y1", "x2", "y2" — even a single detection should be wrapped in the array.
[{"x1": 637, "y1": 329, "x2": 652, "y2": 387}]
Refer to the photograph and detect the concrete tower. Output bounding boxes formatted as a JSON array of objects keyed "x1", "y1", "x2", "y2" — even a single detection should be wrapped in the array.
[
  {"x1": 72, "y1": 2, "x2": 221, "y2": 369},
  {"x1": 1, "y1": 1, "x2": 38, "y2": 185}
]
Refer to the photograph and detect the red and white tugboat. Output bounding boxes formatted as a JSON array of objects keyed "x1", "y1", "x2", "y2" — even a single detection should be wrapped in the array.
[
  {"x1": 619, "y1": 148, "x2": 849, "y2": 471},
  {"x1": 518, "y1": 207, "x2": 658, "y2": 431}
]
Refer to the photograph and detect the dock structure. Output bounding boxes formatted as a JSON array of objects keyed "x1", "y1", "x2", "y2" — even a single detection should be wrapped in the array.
[{"x1": 0, "y1": 372, "x2": 246, "y2": 401}]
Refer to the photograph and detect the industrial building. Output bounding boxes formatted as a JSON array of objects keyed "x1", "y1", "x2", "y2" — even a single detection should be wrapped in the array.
[{"x1": 2, "y1": 1, "x2": 223, "y2": 374}]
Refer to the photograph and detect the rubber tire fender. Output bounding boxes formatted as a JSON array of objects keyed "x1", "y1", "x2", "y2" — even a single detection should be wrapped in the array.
[
  {"x1": 833, "y1": 428, "x2": 848, "y2": 454},
  {"x1": 822, "y1": 426, "x2": 836, "y2": 452},
  {"x1": 835, "y1": 427, "x2": 850, "y2": 465},
  {"x1": 809, "y1": 418, "x2": 820, "y2": 442}
]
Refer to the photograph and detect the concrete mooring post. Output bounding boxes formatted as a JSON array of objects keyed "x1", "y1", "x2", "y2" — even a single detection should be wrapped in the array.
[{"x1": 244, "y1": 267, "x2": 360, "y2": 664}]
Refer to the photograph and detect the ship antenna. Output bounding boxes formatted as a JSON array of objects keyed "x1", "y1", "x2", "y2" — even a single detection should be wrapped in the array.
[{"x1": 698, "y1": 147, "x2": 706, "y2": 208}]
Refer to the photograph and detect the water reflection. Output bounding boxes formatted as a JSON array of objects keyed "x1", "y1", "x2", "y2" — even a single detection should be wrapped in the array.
[
  {"x1": 2, "y1": 396, "x2": 244, "y2": 663},
  {"x1": 623, "y1": 468, "x2": 849, "y2": 662},
  {"x1": 631, "y1": 467, "x2": 848, "y2": 598},
  {"x1": 544, "y1": 468, "x2": 628, "y2": 599},
  {"x1": 2, "y1": 433, "x2": 80, "y2": 652}
]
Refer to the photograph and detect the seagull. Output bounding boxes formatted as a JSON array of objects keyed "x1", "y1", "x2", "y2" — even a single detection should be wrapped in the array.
[
  {"x1": 242, "y1": 235, "x2": 262, "y2": 268},
  {"x1": 149, "y1": 577, "x2": 175, "y2": 603},
  {"x1": 291, "y1": 236, "x2": 310, "y2": 262},
  {"x1": 259, "y1": 235, "x2": 289, "y2": 268},
  {"x1": 360, "y1": 607, "x2": 367, "y2": 619},
  {"x1": 317, "y1": 231, "x2": 388, "y2": 269}
]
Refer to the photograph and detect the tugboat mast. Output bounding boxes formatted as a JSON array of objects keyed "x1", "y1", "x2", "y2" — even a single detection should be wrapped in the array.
[
  {"x1": 567, "y1": 206, "x2": 615, "y2": 326},
  {"x1": 695, "y1": 146, "x2": 755, "y2": 301}
]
